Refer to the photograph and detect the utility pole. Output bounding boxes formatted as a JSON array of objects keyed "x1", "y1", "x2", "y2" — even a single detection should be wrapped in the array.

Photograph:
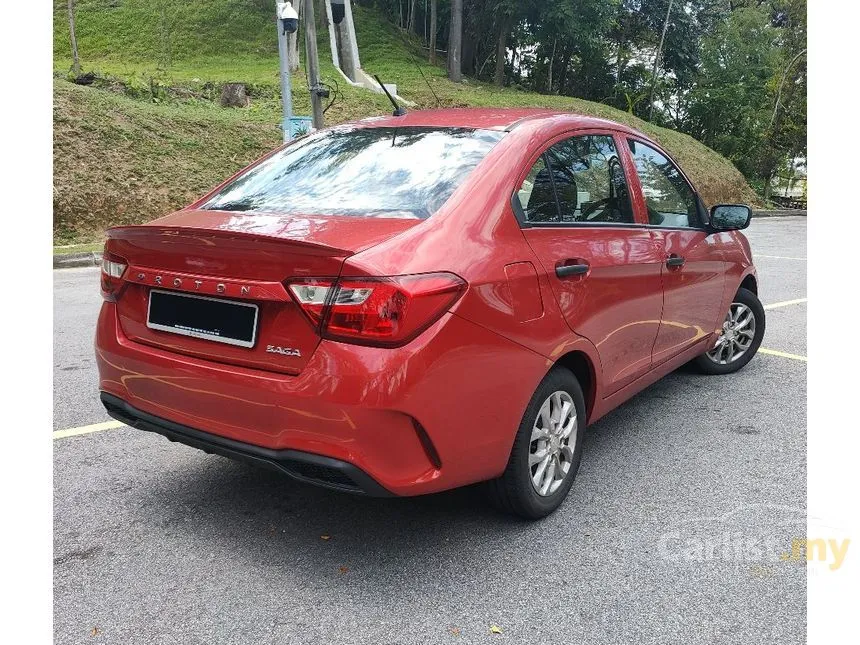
[
  {"x1": 648, "y1": 0, "x2": 673, "y2": 122},
  {"x1": 304, "y1": 0, "x2": 325, "y2": 129},
  {"x1": 276, "y1": 2, "x2": 294, "y2": 142}
]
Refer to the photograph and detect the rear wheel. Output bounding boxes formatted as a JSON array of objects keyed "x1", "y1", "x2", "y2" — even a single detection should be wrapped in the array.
[
  {"x1": 692, "y1": 287, "x2": 765, "y2": 375},
  {"x1": 485, "y1": 367, "x2": 586, "y2": 520}
]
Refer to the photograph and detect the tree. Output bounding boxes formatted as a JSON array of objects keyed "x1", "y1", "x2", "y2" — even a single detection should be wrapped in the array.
[
  {"x1": 517, "y1": 0, "x2": 616, "y2": 99},
  {"x1": 685, "y1": 5, "x2": 779, "y2": 179},
  {"x1": 67, "y1": 0, "x2": 80, "y2": 76},
  {"x1": 494, "y1": 14, "x2": 511, "y2": 86},
  {"x1": 287, "y1": 0, "x2": 303, "y2": 72},
  {"x1": 407, "y1": 0, "x2": 418, "y2": 33},
  {"x1": 609, "y1": 1, "x2": 650, "y2": 104},
  {"x1": 448, "y1": 0, "x2": 463, "y2": 81},
  {"x1": 760, "y1": 0, "x2": 807, "y2": 201},
  {"x1": 429, "y1": 0, "x2": 438, "y2": 64}
]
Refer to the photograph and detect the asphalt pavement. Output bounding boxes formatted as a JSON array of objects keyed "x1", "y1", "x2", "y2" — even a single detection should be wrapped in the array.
[{"x1": 53, "y1": 217, "x2": 807, "y2": 645}]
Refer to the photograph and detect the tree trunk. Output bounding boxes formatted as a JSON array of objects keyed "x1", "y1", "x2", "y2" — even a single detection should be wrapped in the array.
[
  {"x1": 545, "y1": 38, "x2": 556, "y2": 94},
  {"x1": 771, "y1": 48, "x2": 807, "y2": 128},
  {"x1": 287, "y1": 0, "x2": 302, "y2": 72},
  {"x1": 220, "y1": 83, "x2": 249, "y2": 107},
  {"x1": 316, "y1": 0, "x2": 326, "y2": 30},
  {"x1": 558, "y1": 47, "x2": 572, "y2": 95},
  {"x1": 763, "y1": 172, "x2": 773, "y2": 204},
  {"x1": 407, "y1": 0, "x2": 418, "y2": 33},
  {"x1": 648, "y1": 0, "x2": 673, "y2": 122},
  {"x1": 67, "y1": 0, "x2": 80, "y2": 76},
  {"x1": 494, "y1": 17, "x2": 510, "y2": 87},
  {"x1": 461, "y1": 31, "x2": 476, "y2": 76},
  {"x1": 429, "y1": 0, "x2": 437, "y2": 64},
  {"x1": 448, "y1": 0, "x2": 463, "y2": 82}
]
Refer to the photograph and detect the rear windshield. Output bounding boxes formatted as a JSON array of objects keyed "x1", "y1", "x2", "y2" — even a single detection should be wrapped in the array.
[{"x1": 202, "y1": 126, "x2": 506, "y2": 219}]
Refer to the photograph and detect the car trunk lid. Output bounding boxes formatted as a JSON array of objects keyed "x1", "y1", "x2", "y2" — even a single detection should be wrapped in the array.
[{"x1": 107, "y1": 210, "x2": 419, "y2": 374}]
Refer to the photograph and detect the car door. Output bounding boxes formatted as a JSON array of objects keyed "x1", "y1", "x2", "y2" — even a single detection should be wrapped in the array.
[
  {"x1": 513, "y1": 131, "x2": 666, "y2": 396},
  {"x1": 624, "y1": 138, "x2": 726, "y2": 365}
]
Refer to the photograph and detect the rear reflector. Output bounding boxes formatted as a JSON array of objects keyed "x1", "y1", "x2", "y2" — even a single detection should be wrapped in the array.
[{"x1": 288, "y1": 273, "x2": 466, "y2": 347}]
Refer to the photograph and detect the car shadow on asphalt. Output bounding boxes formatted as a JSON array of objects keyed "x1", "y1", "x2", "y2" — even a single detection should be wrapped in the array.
[{"x1": 129, "y1": 367, "x2": 767, "y2": 591}]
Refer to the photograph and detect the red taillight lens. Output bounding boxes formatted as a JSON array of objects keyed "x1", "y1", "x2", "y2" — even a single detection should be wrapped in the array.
[
  {"x1": 288, "y1": 273, "x2": 466, "y2": 347},
  {"x1": 100, "y1": 249, "x2": 128, "y2": 301}
]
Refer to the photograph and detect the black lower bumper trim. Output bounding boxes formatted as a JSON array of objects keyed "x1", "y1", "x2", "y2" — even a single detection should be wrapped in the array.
[{"x1": 100, "y1": 392, "x2": 393, "y2": 497}]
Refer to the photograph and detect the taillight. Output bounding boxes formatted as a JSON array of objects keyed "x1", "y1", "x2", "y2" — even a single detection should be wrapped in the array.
[
  {"x1": 100, "y1": 249, "x2": 128, "y2": 301},
  {"x1": 288, "y1": 273, "x2": 466, "y2": 347}
]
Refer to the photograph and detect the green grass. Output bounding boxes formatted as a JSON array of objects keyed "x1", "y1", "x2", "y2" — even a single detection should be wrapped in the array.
[
  {"x1": 53, "y1": 0, "x2": 756, "y2": 243},
  {"x1": 53, "y1": 242, "x2": 105, "y2": 255}
]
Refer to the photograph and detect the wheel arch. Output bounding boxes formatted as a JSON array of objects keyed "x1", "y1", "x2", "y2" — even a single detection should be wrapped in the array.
[
  {"x1": 554, "y1": 350, "x2": 598, "y2": 423},
  {"x1": 739, "y1": 273, "x2": 758, "y2": 295}
]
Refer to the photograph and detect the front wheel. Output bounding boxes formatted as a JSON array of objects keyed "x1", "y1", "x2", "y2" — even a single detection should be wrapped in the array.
[
  {"x1": 485, "y1": 367, "x2": 586, "y2": 520},
  {"x1": 692, "y1": 287, "x2": 765, "y2": 375}
]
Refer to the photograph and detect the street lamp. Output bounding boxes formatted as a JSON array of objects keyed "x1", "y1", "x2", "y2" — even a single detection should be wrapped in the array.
[
  {"x1": 276, "y1": 2, "x2": 299, "y2": 142},
  {"x1": 331, "y1": 0, "x2": 346, "y2": 25}
]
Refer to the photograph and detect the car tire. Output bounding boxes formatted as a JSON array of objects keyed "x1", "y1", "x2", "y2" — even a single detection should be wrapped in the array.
[
  {"x1": 692, "y1": 287, "x2": 765, "y2": 375},
  {"x1": 485, "y1": 367, "x2": 587, "y2": 520}
]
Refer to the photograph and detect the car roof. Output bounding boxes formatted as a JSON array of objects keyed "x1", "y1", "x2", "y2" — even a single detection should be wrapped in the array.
[{"x1": 355, "y1": 107, "x2": 646, "y2": 135}]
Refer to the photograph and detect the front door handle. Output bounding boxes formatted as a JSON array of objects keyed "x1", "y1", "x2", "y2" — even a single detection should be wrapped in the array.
[
  {"x1": 556, "y1": 263, "x2": 589, "y2": 278},
  {"x1": 666, "y1": 254, "x2": 686, "y2": 268}
]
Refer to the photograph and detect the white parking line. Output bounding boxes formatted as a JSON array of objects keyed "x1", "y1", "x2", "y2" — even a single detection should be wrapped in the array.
[
  {"x1": 53, "y1": 420, "x2": 125, "y2": 440},
  {"x1": 764, "y1": 297, "x2": 807, "y2": 310},
  {"x1": 754, "y1": 254, "x2": 807, "y2": 261},
  {"x1": 54, "y1": 295, "x2": 807, "y2": 440}
]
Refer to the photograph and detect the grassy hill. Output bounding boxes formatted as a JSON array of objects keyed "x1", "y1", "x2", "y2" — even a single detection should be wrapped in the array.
[{"x1": 53, "y1": 0, "x2": 756, "y2": 244}]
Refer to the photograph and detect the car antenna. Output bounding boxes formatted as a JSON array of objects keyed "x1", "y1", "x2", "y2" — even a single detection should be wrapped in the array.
[
  {"x1": 397, "y1": 30, "x2": 442, "y2": 108},
  {"x1": 374, "y1": 74, "x2": 407, "y2": 116}
]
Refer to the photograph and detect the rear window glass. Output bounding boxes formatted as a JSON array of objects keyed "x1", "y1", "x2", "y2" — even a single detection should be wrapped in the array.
[{"x1": 202, "y1": 126, "x2": 506, "y2": 219}]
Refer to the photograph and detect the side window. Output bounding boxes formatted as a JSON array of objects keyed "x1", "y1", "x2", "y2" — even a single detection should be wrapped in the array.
[
  {"x1": 517, "y1": 154, "x2": 560, "y2": 222},
  {"x1": 516, "y1": 134, "x2": 635, "y2": 225},
  {"x1": 628, "y1": 140, "x2": 701, "y2": 228}
]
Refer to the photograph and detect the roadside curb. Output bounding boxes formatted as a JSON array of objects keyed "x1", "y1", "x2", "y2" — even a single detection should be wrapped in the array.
[
  {"x1": 54, "y1": 251, "x2": 102, "y2": 269},
  {"x1": 753, "y1": 209, "x2": 806, "y2": 218}
]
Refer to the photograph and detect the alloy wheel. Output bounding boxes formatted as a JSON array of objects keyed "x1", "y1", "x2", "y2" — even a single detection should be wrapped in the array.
[
  {"x1": 529, "y1": 391, "x2": 577, "y2": 496},
  {"x1": 707, "y1": 302, "x2": 756, "y2": 365}
]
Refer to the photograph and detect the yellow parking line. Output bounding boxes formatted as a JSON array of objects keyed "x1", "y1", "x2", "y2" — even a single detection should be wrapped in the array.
[
  {"x1": 53, "y1": 420, "x2": 125, "y2": 440},
  {"x1": 759, "y1": 348, "x2": 807, "y2": 362},
  {"x1": 764, "y1": 297, "x2": 807, "y2": 310}
]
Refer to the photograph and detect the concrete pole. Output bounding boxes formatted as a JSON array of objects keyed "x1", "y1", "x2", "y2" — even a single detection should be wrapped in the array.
[
  {"x1": 304, "y1": 0, "x2": 325, "y2": 129},
  {"x1": 342, "y1": 0, "x2": 361, "y2": 72},
  {"x1": 276, "y1": 3, "x2": 294, "y2": 142}
]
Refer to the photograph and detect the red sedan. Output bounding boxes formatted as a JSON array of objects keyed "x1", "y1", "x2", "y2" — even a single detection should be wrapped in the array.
[{"x1": 96, "y1": 108, "x2": 764, "y2": 519}]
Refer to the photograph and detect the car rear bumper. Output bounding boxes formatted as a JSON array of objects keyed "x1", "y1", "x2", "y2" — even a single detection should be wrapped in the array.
[
  {"x1": 95, "y1": 301, "x2": 548, "y2": 495},
  {"x1": 100, "y1": 392, "x2": 392, "y2": 496}
]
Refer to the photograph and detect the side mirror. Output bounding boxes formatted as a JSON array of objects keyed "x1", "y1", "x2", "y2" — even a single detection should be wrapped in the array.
[{"x1": 709, "y1": 204, "x2": 752, "y2": 232}]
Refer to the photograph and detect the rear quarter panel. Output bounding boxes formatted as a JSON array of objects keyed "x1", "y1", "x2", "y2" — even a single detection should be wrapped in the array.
[{"x1": 345, "y1": 121, "x2": 607, "y2": 416}]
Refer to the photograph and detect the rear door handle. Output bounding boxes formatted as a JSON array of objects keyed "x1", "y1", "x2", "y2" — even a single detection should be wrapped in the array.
[
  {"x1": 555, "y1": 263, "x2": 589, "y2": 278},
  {"x1": 666, "y1": 254, "x2": 686, "y2": 268}
]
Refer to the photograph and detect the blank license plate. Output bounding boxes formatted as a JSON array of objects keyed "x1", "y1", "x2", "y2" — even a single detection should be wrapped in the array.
[{"x1": 147, "y1": 289, "x2": 259, "y2": 348}]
